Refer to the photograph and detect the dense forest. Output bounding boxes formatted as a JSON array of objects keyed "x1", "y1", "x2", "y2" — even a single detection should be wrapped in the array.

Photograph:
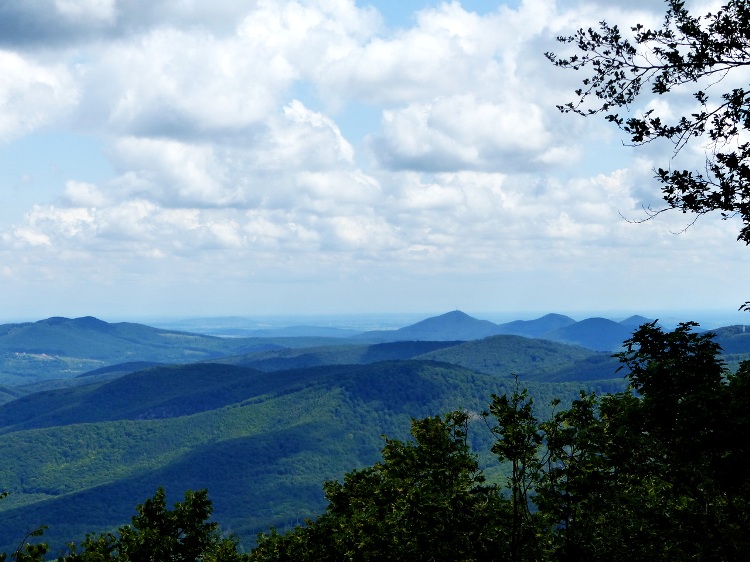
[{"x1": 4, "y1": 321, "x2": 749, "y2": 561}]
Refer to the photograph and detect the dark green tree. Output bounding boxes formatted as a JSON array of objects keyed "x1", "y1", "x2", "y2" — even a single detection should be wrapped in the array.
[
  {"x1": 534, "y1": 392, "x2": 613, "y2": 562},
  {"x1": 251, "y1": 412, "x2": 510, "y2": 562},
  {"x1": 502, "y1": 322, "x2": 750, "y2": 561},
  {"x1": 64, "y1": 488, "x2": 246, "y2": 562},
  {"x1": 250, "y1": 324, "x2": 750, "y2": 561},
  {"x1": 485, "y1": 381, "x2": 544, "y2": 562},
  {"x1": 547, "y1": 0, "x2": 750, "y2": 243},
  {"x1": 608, "y1": 322, "x2": 750, "y2": 560}
]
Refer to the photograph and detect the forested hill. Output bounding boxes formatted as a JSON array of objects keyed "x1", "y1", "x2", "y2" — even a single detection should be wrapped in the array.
[
  {"x1": 416, "y1": 335, "x2": 623, "y2": 382},
  {"x1": 207, "y1": 340, "x2": 463, "y2": 372},
  {"x1": 0, "y1": 317, "x2": 349, "y2": 385},
  {"x1": 0, "y1": 359, "x2": 609, "y2": 555},
  {"x1": 0, "y1": 313, "x2": 747, "y2": 555},
  {"x1": 2, "y1": 313, "x2": 749, "y2": 388}
]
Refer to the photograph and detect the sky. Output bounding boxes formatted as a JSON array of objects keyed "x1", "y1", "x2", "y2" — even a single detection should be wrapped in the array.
[{"x1": 0, "y1": 0, "x2": 748, "y2": 323}]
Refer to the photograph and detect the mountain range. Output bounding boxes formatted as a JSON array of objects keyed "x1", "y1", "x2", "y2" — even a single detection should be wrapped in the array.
[
  {"x1": 2, "y1": 311, "x2": 749, "y2": 387},
  {"x1": 0, "y1": 310, "x2": 748, "y2": 554}
]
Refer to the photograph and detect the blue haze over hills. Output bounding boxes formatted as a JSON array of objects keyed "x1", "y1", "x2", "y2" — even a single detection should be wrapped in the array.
[{"x1": 0, "y1": 309, "x2": 749, "y2": 553}]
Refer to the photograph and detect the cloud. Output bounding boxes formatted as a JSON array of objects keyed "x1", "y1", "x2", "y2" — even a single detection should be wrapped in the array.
[
  {"x1": 80, "y1": 28, "x2": 295, "y2": 137},
  {"x1": 0, "y1": 1, "x2": 115, "y2": 46},
  {"x1": 62, "y1": 181, "x2": 108, "y2": 207},
  {"x1": 1, "y1": 0, "x2": 747, "y2": 316},
  {"x1": 55, "y1": 0, "x2": 116, "y2": 25},
  {"x1": 0, "y1": 51, "x2": 78, "y2": 142},
  {"x1": 368, "y1": 94, "x2": 553, "y2": 172}
]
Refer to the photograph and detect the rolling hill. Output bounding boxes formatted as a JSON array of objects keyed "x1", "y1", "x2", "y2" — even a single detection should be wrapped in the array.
[
  {"x1": 542, "y1": 317, "x2": 634, "y2": 352},
  {"x1": 207, "y1": 340, "x2": 463, "y2": 372},
  {"x1": 0, "y1": 358, "x2": 611, "y2": 555},
  {"x1": 494, "y1": 313, "x2": 577, "y2": 338},
  {"x1": 0, "y1": 317, "x2": 348, "y2": 385}
]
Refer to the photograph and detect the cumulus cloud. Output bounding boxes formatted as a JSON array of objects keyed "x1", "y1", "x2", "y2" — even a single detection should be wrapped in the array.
[
  {"x1": 1, "y1": 0, "x2": 745, "y2": 315},
  {"x1": 0, "y1": 51, "x2": 77, "y2": 142},
  {"x1": 0, "y1": 1, "x2": 115, "y2": 46},
  {"x1": 369, "y1": 94, "x2": 553, "y2": 172}
]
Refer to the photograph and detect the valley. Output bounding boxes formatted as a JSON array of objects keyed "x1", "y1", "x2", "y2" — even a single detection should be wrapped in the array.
[{"x1": 0, "y1": 311, "x2": 747, "y2": 555}]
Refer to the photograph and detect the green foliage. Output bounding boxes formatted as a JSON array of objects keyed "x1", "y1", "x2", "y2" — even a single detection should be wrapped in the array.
[
  {"x1": 64, "y1": 488, "x2": 247, "y2": 562},
  {"x1": 533, "y1": 322, "x2": 750, "y2": 560},
  {"x1": 251, "y1": 412, "x2": 509, "y2": 561},
  {"x1": 252, "y1": 323, "x2": 750, "y2": 561},
  {"x1": 548, "y1": 0, "x2": 750, "y2": 243},
  {"x1": 486, "y1": 382, "x2": 543, "y2": 562},
  {"x1": 0, "y1": 316, "x2": 330, "y2": 384},
  {"x1": 0, "y1": 359, "x2": 602, "y2": 554}
]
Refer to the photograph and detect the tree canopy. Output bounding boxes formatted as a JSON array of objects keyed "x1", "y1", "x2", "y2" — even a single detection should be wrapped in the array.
[
  {"x1": 64, "y1": 488, "x2": 246, "y2": 562},
  {"x1": 547, "y1": 0, "x2": 750, "y2": 243},
  {"x1": 249, "y1": 323, "x2": 750, "y2": 561}
]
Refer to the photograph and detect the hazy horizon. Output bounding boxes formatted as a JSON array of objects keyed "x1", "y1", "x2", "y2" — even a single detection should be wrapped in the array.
[{"x1": 3, "y1": 307, "x2": 748, "y2": 332}]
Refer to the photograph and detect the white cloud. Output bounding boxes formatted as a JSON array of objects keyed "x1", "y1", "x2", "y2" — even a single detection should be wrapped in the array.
[
  {"x1": 0, "y1": 0, "x2": 747, "y2": 316},
  {"x1": 0, "y1": 51, "x2": 77, "y2": 142},
  {"x1": 84, "y1": 28, "x2": 294, "y2": 136},
  {"x1": 55, "y1": 0, "x2": 116, "y2": 25},
  {"x1": 111, "y1": 137, "x2": 235, "y2": 207},
  {"x1": 318, "y1": 2, "x2": 499, "y2": 106},
  {"x1": 369, "y1": 94, "x2": 553, "y2": 171},
  {"x1": 62, "y1": 181, "x2": 109, "y2": 207}
]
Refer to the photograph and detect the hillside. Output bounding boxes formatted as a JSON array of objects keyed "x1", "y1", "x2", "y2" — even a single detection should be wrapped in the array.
[
  {"x1": 0, "y1": 317, "x2": 349, "y2": 385},
  {"x1": 207, "y1": 340, "x2": 463, "y2": 372},
  {"x1": 494, "y1": 313, "x2": 577, "y2": 338},
  {"x1": 543, "y1": 317, "x2": 634, "y2": 352},
  {"x1": 0, "y1": 363, "x2": 300, "y2": 434},
  {"x1": 354, "y1": 311, "x2": 502, "y2": 342},
  {"x1": 0, "y1": 359, "x2": 609, "y2": 555},
  {"x1": 415, "y1": 335, "x2": 600, "y2": 378}
]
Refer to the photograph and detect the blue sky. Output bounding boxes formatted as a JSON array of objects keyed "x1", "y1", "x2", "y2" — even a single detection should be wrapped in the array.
[{"x1": 0, "y1": 0, "x2": 747, "y2": 322}]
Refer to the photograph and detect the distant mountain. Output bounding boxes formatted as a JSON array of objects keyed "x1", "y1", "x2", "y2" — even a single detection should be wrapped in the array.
[
  {"x1": 0, "y1": 312, "x2": 722, "y2": 388},
  {"x1": 353, "y1": 311, "x2": 638, "y2": 351},
  {"x1": 618, "y1": 315, "x2": 654, "y2": 329},
  {"x1": 355, "y1": 310, "x2": 498, "y2": 342},
  {"x1": 707, "y1": 325, "x2": 750, "y2": 348},
  {"x1": 494, "y1": 313, "x2": 577, "y2": 338},
  {"x1": 544, "y1": 318, "x2": 634, "y2": 352}
]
